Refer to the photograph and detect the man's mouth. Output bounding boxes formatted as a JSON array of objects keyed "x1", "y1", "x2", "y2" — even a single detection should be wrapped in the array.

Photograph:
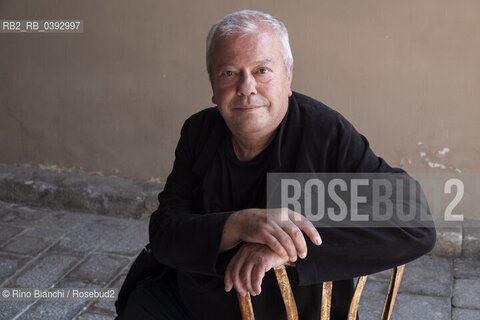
[{"x1": 233, "y1": 104, "x2": 262, "y2": 111}]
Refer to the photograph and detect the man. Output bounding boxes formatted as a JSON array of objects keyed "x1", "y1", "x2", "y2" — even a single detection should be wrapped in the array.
[{"x1": 116, "y1": 10, "x2": 435, "y2": 319}]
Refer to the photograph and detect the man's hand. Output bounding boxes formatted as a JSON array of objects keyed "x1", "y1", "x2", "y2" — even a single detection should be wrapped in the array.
[
  {"x1": 224, "y1": 243, "x2": 289, "y2": 297},
  {"x1": 219, "y1": 208, "x2": 322, "y2": 262}
]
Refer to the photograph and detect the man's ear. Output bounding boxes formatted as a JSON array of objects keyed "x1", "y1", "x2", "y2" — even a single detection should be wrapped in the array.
[
  {"x1": 211, "y1": 95, "x2": 217, "y2": 105},
  {"x1": 287, "y1": 61, "x2": 294, "y2": 97}
]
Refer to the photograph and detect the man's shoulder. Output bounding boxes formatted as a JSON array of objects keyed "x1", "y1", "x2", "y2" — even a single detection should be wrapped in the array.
[
  {"x1": 292, "y1": 91, "x2": 329, "y2": 109},
  {"x1": 181, "y1": 107, "x2": 226, "y2": 138},
  {"x1": 184, "y1": 107, "x2": 223, "y2": 127},
  {"x1": 179, "y1": 107, "x2": 226, "y2": 159},
  {"x1": 291, "y1": 91, "x2": 349, "y2": 132}
]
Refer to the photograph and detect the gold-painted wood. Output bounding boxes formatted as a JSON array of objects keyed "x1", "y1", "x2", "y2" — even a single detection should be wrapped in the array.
[
  {"x1": 284, "y1": 260, "x2": 296, "y2": 267},
  {"x1": 237, "y1": 292, "x2": 255, "y2": 320},
  {"x1": 380, "y1": 264, "x2": 405, "y2": 320},
  {"x1": 237, "y1": 263, "x2": 406, "y2": 320},
  {"x1": 348, "y1": 275, "x2": 368, "y2": 320},
  {"x1": 274, "y1": 264, "x2": 299, "y2": 320},
  {"x1": 320, "y1": 281, "x2": 333, "y2": 320}
]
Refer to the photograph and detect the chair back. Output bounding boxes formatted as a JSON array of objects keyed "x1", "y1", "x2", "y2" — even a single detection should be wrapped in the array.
[{"x1": 237, "y1": 262, "x2": 405, "y2": 320}]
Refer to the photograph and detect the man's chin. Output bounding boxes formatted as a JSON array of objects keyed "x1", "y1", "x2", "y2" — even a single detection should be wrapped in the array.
[{"x1": 233, "y1": 121, "x2": 268, "y2": 136}]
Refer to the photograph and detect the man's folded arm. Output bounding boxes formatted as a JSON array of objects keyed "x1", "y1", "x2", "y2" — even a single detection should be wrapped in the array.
[
  {"x1": 294, "y1": 215, "x2": 436, "y2": 286},
  {"x1": 148, "y1": 118, "x2": 236, "y2": 277},
  {"x1": 293, "y1": 115, "x2": 436, "y2": 285}
]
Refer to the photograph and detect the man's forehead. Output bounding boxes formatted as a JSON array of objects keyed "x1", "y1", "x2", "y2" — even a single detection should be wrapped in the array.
[
  {"x1": 215, "y1": 59, "x2": 274, "y2": 70},
  {"x1": 211, "y1": 30, "x2": 279, "y2": 57},
  {"x1": 211, "y1": 41, "x2": 279, "y2": 71}
]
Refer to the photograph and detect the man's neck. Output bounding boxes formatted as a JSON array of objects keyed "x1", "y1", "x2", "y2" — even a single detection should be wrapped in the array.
[{"x1": 231, "y1": 131, "x2": 276, "y2": 162}]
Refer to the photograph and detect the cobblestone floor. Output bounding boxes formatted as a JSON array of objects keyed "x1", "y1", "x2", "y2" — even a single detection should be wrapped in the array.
[{"x1": 0, "y1": 200, "x2": 479, "y2": 320}]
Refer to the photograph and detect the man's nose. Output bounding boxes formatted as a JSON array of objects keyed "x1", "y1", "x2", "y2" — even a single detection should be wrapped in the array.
[{"x1": 236, "y1": 72, "x2": 257, "y2": 96}]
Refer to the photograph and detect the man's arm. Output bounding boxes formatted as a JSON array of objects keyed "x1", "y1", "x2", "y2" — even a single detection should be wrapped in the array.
[
  {"x1": 149, "y1": 116, "x2": 234, "y2": 276},
  {"x1": 149, "y1": 115, "x2": 321, "y2": 276},
  {"x1": 293, "y1": 115, "x2": 436, "y2": 285},
  {"x1": 223, "y1": 110, "x2": 436, "y2": 293}
]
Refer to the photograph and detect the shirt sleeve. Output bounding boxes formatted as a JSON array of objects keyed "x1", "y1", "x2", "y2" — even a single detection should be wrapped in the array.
[
  {"x1": 148, "y1": 118, "x2": 234, "y2": 277},
  {"x1": 294, "y1": 116, "x2": 436, "y2": 285}
]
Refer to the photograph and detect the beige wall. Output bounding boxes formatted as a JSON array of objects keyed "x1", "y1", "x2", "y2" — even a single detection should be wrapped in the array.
[{"x1": 1, "y1": 0, "x2": 479, "y2": 181}]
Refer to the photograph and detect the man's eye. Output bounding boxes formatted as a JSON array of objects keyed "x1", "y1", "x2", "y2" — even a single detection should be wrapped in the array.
[
  {"x1": 222, "y1": 71, "x2": 234, "y2": 77},
  {"x1": 258, "y1": 68, "x2": 268, "y2": 74}
]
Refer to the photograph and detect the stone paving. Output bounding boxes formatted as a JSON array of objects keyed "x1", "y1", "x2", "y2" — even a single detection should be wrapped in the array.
[
  {"x1": 0, "y1": 200, "x2": 479, "y2": 320},
  {"x1": 0, "y1": 201, "x2": 145, "y2": 320}
]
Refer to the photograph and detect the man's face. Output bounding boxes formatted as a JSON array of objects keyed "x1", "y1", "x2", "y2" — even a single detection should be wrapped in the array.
[{"x1": 210, "y1": 25, "x2": 293, "y2": 138}]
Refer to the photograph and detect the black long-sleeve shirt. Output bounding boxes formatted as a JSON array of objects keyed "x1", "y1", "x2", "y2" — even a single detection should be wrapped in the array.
[{"x1": 148, "y1": 92, "x2": 436, "y2": 320}]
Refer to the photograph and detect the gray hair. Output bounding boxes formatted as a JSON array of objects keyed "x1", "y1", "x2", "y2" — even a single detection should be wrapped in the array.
[{"x1": 206, "y1": 10, "x2": 293, "y2": 80}]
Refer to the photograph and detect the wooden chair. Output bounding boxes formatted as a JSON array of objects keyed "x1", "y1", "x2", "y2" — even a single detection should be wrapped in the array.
[{"x1": 237, "y1": 262, "x2": 405, "y2": 320}]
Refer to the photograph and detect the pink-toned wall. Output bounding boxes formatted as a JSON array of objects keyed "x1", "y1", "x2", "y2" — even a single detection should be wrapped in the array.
[{"x1": 1, "y1": 0, "x2": 478, "y2": 181}]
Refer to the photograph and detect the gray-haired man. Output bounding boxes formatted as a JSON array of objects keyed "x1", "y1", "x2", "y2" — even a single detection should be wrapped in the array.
[{"x1": 116, "y1": 10, "x2": 435, "y2": 320}]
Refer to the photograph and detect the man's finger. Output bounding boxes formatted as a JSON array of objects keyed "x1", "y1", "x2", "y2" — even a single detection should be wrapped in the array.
[
  {"x1": 272, "y1": 225, "x2": 298, "y2": 262},
  {"x1": 224, "y1": 253, "x2": 238, "y2": 292},
  {"x1": 282, "y1": 222, "x2": 308, "y2": 258},
  {"x1": 239, "y1": 259, "x2": 256, "y2": 296},
  {"x1": 263, "y1": 233, "x2": 289, "y2": 260},
  {"x1": 251, "y1": 263, "x2": 265, "y2": 295},
  {"x1": 231, "y1": 248, "x2": 249, "y2": 296},
  {"x1": 292, "y1": 214, "x2": 322, "y2": 246}
]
